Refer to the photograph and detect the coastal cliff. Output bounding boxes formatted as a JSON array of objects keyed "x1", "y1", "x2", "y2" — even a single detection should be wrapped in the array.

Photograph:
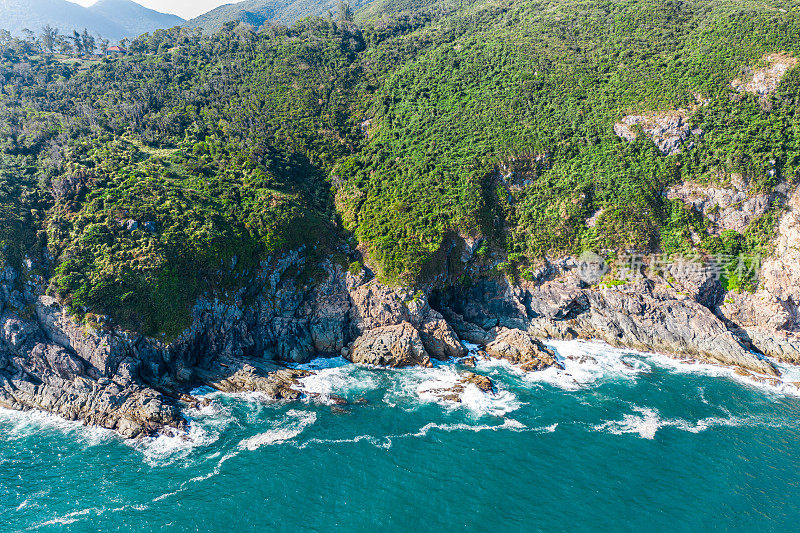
[{"x1": 3, "y1": 188, "x2": 799, "y2": 437}]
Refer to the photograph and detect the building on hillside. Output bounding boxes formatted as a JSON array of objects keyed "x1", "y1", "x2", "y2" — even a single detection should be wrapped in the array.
[{"x1": 106, "y1": 46, "x2": 127, "y2": 55}]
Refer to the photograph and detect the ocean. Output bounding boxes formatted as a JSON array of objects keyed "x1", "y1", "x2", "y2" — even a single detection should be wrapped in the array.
[{"x1": 2, "y1": 340, "x2": 800, "y2": 532}]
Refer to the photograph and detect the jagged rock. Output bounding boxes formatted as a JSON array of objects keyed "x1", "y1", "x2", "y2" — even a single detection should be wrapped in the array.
[
  {"x1": 349, "y1": 280, "x2": 463, "y2": 358},
  {"x1": 347, "y1": 322, "x2": 431, "y2": 367},
  {"x1": 3, "y1": 232, "x2": 799, "y2": 439},
  {"x1": 736, "y1": 328, "x2": 800, "y2": 365},
  {"x1": 440, "y1": 274, "x2": 779, "y2": 376},
  {"x1": 195, "y1": 358, "x2": 309, "y2": 399},
  {"x1": 485, "y1": 328, "x2": 563, "y2": 371},
  {"x1": 447, "y1": 314, "x2": 495, "y2": 345},
  {"x1": 760, "y1": 186, "x2": 800, "y2": 308},
  {"x1": 417, "y1": 318, "x2": 466, "y2": 360}
]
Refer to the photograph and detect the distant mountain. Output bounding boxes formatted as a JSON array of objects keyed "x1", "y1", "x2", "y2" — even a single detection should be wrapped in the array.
[
  {"x1": 186, "y1": 0, "x2": 371, "y2": 33},
  {"x1": 0, "y1": 0, "x2": 183, "y2": 41},
  {"x1": 89, "y1": 0, "x2": 184, "y2": 38}
]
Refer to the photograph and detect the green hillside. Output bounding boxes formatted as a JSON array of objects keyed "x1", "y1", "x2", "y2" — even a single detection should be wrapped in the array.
[{"x1": 2, "y1": 0, "x2": 799, "y2": 334}]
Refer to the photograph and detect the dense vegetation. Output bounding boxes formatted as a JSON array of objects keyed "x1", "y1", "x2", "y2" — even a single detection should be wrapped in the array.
[{"x1": 2, "y1": 0, "x2": 800, "y2": 335}]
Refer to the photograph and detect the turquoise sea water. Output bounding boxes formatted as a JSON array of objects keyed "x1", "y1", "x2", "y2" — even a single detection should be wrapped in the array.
[{"x1": 2, "y1": 340, "x2": 800, "y2": 532}]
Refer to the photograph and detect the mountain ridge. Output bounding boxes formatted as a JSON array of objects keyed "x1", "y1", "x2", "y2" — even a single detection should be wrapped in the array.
[
  {"x1": 88, "y1": 0, "x2": 184, "y2": 38},
  {"x1": 185, "y1": 0, "x2": 372, "y2": 32},
  {"x1": 0, "y1": 0, "x2": 183, "y2": 40}
]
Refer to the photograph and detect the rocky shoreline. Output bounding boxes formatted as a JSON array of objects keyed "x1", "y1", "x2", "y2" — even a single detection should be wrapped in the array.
[{"x1": 2, "y1": 187, "x2": 799, "y2": 438}]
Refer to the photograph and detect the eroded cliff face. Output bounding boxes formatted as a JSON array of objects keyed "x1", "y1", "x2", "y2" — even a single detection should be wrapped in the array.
[
  {"x1": 3, "y1": 185, "x2": 800, "y2": 436},
  {"x1": 0, "y1": 249, "x2": 467, "y2": 437},
  {"x1": 716, "y1": 186, "x2": 800, "y2": 363}
]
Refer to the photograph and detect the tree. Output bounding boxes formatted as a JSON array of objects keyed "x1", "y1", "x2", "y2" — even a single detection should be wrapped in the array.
[
  {"x1": 338, "y1": 1, "x2": 354, "y2": 23},
  {"x1": 40, "y1": 25, "x2": 59, "y2": 54},
  {"x1": 72, "y1": 30, "x2": 84, "y2": 56},
  {"x1": 56, "y1": 35, "x2": 73, "y2": 55},
  {"x1": 81, "y1": 29, "x2": 96, "y2": 56}
]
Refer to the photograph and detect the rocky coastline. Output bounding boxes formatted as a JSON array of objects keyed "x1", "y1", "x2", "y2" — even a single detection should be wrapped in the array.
[{"x1": 2, "y1": 187, "x2": 799, "y2": 439}]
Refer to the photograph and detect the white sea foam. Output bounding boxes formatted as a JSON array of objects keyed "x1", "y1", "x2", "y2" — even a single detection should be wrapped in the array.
[
  {"x1": 643, "y1": 349, "x2": 800, "y2": 397},
  {"x1": 32, "y1": 502, "x2": 152, "y2": 529},
  {"x1": 473, "y1": 337, "x2": 800, "y2": 398},
  {"x1": 461, "y1": 341, "x2": 481, "y2": 353},
  {"x1": 595, "y1": 406, "x2": 664, "y2": 439},
  {"x1": 0, "y1": 407, "x2": 116, "y2": 445},
  {"x1": 294, "y1": 356, "x2": 351, "y2": 371},
  {"x1": 133, "y1": 421, "x2": 218, "y2": 466},
  {"x1": 413, "y1": 416, "x2": 529, "y2": 437},
  {"x1": 412, "y1": 366, "x2": 521, "y2": 416},
  {"x1": 594, "y1": 405, "x2": 753, "y2": 439},
  {"x1": 238, "y1": 410, "x2": 317, "y2": 451},
  {"x1": 131, "y1": 396, "x2": 239, "y2": 465},
  {"x1": 297, "y1": 360, "x2": 379, "y2": 404}
]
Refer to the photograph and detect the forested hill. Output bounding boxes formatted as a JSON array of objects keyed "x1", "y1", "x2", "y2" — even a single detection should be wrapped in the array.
[{"x1": 2, "y1": 0, "x2": 800, "y2": 336}]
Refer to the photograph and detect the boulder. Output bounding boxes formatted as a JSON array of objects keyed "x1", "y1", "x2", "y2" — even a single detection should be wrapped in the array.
[
  {"x1": 348, "y1": 322, "x2": 431, "y2": 367},
  {"x1": 486, "y1": 328, "x2": 563, "y2": 371}
]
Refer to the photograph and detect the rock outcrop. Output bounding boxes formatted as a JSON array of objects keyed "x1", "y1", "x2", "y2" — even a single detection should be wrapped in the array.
[
  {"x1": 438, "y1": 271, "x2": 779, "y2": 377},
  {"x1": 485, "y1": 328, "x2": 562, "y2": 371},
  {"x1": 347, "y1": 281, "x2": 465, "y2": 361},
  {"x1": 348, "y1": 322, "x2": 431, "y2": 367},
  {"x1": 420, "y1": 371, "x2": 496, "y2": 403},
  {"x1": 716, "y1": 186, "x2": 800, "y2": 362},
  {"x1": 667, "y1": 181, "x2": 773, "y2": 235},
  {"x1": 732, "y1": 53, "x2": 798, "y2": 96},
  {"x1": 614, "y1": 111, "x2": 701, "y2": 155},
  {"x1": 4, "y1": 200, "x2": 800, "y2": 437}
]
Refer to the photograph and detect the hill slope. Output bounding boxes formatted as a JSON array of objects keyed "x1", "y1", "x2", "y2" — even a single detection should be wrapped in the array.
[{"x1": 1, "y1": 0, "x2": 799, "y2": 333}]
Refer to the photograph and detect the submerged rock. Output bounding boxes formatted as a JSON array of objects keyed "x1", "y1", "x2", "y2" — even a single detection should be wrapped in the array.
[
  {"x1": 424, "y1": 371, "x2": 496, "y2": 403},
  {"x1": 460, "y1": 371, "x2": 495, "y2": 393}
]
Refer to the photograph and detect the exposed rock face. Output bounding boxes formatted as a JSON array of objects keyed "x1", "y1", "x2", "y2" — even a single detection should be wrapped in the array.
[
  {"x1": 759, "y1": 187, "x2": 800, "y2": 308},
  {"x1": 614, "y1": 111, "x2": 701, "y2": 155},
  {"x1": 438, "y1": 271, "x2": 779, "y2": 376},
  {"x1": 347, "y1": 280, "x2": 465, "y2": 361},
  {"x1": 193, "y1": 358, "x2": 309, "y2": 399},
  {"x1": 485, "y1": 328, "x2": 562, "y2": 371},
  {"x1": 0, "y1": 296, "x2": 185, "y2": 438},
  {"x1": 715, "y1": 186, "x2": 800, "y2": 362},
  {"x1": 667, "y1": 182, "x2": 773, "y2": 235},
  {"x1": 732, "y1": 53, "x2": 798, "y2": 96},
  {"x1": 348, "y1": 322, "x2": 431, "y2": 367}
]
